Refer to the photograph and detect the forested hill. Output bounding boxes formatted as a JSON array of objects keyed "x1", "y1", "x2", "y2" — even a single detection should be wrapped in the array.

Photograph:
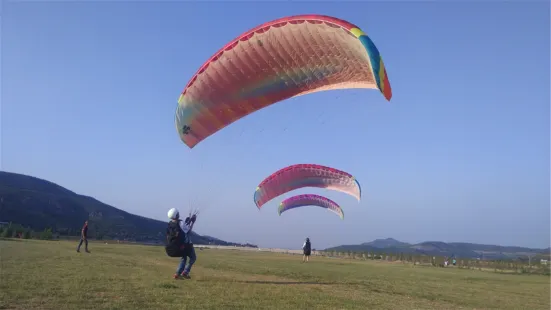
[{"x1": 0, "y1": 171, "x2": 255, "y2": 247}]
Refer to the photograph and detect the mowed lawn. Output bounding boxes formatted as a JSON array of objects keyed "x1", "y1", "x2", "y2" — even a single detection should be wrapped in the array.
[{"x1": 1, "y1": 240, "x2": 549, "y2": 310}]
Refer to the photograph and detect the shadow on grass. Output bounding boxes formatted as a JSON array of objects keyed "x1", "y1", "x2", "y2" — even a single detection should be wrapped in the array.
[
  {"x1": 0, "y1": 237, "x2": 26, "y2": 242},
  {"x1": 239, "y1": 280, "x2": 336, "y2": 285},
  {"x1": 155, "y1": 283, "x2": 179, "y2": 289},
  {"x1": 196, "y1": 276, "x2": 370, "y2": 286},
  {"x1": 195, "y1": 278, "x2": 336, "y2": 285}
]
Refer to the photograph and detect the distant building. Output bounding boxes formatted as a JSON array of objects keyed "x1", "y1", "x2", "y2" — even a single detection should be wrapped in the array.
[
  {"x1": 540, "y1": 259, "x2": 548, "y2": 265},
  {"x1": 0, "y1": 222, "x2": 9, "y2": 228}
]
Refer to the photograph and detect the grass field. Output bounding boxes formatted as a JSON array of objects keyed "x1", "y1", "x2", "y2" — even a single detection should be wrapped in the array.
[{"x1": 1, "y1": 239, "x2": 549, "y2": 310}]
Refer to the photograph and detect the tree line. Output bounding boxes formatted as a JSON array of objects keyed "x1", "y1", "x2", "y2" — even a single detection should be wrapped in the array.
[
  {"x1": 319, "y1": 250, "x2": 550, "y2": 276},
  {"x1": 0, "y1": 222, "x2": 55, "y2": 240},
  {"x1": 0, "y1": 221, "x2": 107, "y2": 240}
]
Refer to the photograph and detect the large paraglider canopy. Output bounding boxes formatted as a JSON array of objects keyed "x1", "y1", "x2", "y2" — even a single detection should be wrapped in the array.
[
  {"x1": 278, "y1": 194, "x2": 344, "y2": 220},
  {"x1": 254, "y1": 164, "x2": 361, "y2": 209},
  {"x1": 175, "y1": 14, "x2": 392, "y2": 148}
]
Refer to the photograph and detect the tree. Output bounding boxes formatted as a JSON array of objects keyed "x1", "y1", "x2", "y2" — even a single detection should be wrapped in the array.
[
  {"x1": 23, "y1": 229, "x2": 32, "y2": 239},
  {"x1": 2, "y1": 225, "x2": 13, "y2": 238},
  {"x1": 41, "y1": 228, "x2": 53, "y2": 240}
]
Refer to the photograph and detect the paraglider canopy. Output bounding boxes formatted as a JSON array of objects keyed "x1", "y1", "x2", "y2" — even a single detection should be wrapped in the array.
[
  {"x1": 175, "y1": 14, "x2": 392, "y2": 148},
  {"x1": 254, "y1": 164, "x2": 361, "y2": 209},
  {"x1": 278, "y1": 194, "x2": 344, "y2": 220}
]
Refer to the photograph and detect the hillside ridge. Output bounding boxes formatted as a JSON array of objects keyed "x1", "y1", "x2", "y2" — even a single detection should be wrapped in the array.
[
  {"x1": 326, "y1": 238, "x2": 549, "y2": 260},
  {"x1": 0, "y1": 170, "x2": 255, "y2": 247}
]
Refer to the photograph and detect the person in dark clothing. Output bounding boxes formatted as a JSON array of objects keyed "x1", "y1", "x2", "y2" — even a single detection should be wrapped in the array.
[
  {"x1": 166, "y1": 208, "x2": 197, "y2": 279},
  {"x1": 76, "y1": 220, "x2": 90, "y2": 253},
  {"x1": 302, "y1": 237, "x2": 311, "y2": 262},
  {"x1": 165, "y1": 214, "x2": 186, "y2": 258}
]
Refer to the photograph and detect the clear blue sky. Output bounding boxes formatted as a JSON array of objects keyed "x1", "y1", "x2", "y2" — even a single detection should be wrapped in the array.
[{"x1": 2, "y1": 1, "x2": 549, "y2": 249}]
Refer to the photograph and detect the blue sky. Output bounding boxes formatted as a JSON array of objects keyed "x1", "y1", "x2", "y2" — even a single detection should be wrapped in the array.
[{"x1": 2, "y1": 1, "x2": 549, "y2": 249}]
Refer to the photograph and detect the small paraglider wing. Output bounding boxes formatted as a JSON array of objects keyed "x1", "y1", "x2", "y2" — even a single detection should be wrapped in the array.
[
  {"x1": 278, "y1": 194, "x2": 344, "y2": 220},
  {"x1": 254, "y1": 164, "x2": 361, "y2": 209},
  {"x1": 175, "y1": 14, "x2": 392, "y2": 148}
]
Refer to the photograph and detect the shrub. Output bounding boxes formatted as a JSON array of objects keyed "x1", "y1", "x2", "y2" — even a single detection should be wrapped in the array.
[
  {"x1": 41, "y1": 228, "x2": 53, "y2": 240},
  {"x1": 2, "y1": 226, "x2": 13, "y2": 238},
  {"x1": 23, "y1": 229, "x2": 32, "y2": 239}
]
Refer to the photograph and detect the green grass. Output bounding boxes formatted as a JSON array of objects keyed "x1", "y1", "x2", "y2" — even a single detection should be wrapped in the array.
[{"x1": 1, "y1": 239, "x2": 549, "y2": 310}]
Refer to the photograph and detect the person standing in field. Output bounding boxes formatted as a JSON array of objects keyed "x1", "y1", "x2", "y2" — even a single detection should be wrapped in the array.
[
  {"x1": 302, "y1": 237, "x2": 311, "y2": 263},
  {"x1": 167, "y1": 208, "x2": 197, "y2": 279},
  {"x1": 76, "y1": 220, "x2": 90, "y2": 253}
]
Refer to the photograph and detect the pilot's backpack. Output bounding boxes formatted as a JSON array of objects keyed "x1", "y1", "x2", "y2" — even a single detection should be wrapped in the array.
[{"x1": 165, "y1": 220, "x2": 186, "y2": 257}]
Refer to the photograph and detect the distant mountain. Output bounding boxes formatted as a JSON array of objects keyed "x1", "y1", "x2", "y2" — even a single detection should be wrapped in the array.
[
  {"x1": 201, "y1": 235, "x2": 258, "y2": 248},
  {"x1": 0, "y1": 171, "x2": 254, "y2": 247},
  {"x1": 362, "y1": 238, "x2": 411, "y2": 248},
  {"x1": 326, "y1": 238, "x2": 550, "y2": 260}
]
